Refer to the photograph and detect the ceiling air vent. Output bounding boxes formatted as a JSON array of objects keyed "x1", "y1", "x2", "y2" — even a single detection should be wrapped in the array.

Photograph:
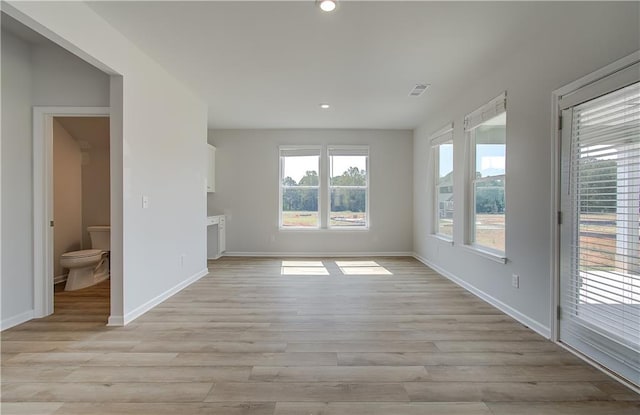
[{"x1": 409, "y1": 83, "x2": 430, "y2": 97}]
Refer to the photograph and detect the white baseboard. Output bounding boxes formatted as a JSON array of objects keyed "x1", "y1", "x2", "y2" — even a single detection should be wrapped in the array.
[
  {"x1": 1, "y1": 309, "x2": 35, "y2": 331},
  {"x1": 224, "y1": 251, "x2": 414, "y2": 258},
  {"x1": 413, "y1": 253, "x2": 551, "y2": 339},
  {"x1": 120, "y1": 268, "x2": 209, "y2": 325},
  {"x1": 107, "y1": 315, "x2": 124, "y2": 326}
]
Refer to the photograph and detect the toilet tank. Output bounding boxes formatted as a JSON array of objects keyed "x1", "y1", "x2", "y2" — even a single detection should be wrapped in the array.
[{"x1": 88, "y1": 226, "x2": 110, "y2": 251}]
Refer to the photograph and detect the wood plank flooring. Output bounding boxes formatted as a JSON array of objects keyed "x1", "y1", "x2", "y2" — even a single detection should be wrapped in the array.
[{"x1": 2, "y1": 257, "x2": 638, "y2": 414}]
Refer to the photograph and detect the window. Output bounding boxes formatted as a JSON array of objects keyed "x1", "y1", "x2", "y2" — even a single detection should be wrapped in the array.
[
  {"x1": 279, "y1": 145, "x2": 369, "y2": 229},
  {"x1": 279, "y1": 146, "x2": 321, "y2": 228},
  {"x1": 465, "y1": 92, "x2": 507, "y2": 254},
  {"x1": 431, "y1": 124, "x2": 454, "y2": 239},
  {"x1": 328, "y1": 146, "x2": 369, "y2": 228}
]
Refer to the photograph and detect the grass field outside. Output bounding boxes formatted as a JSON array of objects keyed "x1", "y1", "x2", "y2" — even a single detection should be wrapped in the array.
[
  {"x1": 438, "y1": 218, "x2": 453, "y2": 238},
  {"x1": 281, "y1": 211, "x2": 319, "y2": 227},
  {"x1": 282, "y1": 212, "x2": 625, "y2": 271},
  {"x1": 282, "y1": 211, "x2": 367, "y2": 228},
  {"x1": 330, "y1": 211, "x2": 366, "y2": 227},
  {"x1": 578, "y1": 212, "x2": 617, "y2": 271},
  {"x1": 474, "y1": 214, "x2": 505, "y2": 253}
]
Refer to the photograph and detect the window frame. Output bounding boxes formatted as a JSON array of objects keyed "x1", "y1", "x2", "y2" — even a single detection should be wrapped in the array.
[
  {"x1": 278, "y1": 145, "x2": 370, "y2": 231},
  {"x1": 430, "y1": 123, "x2": 454, "y2": 241},
  {"x1": 278, "y1": 145, "x2": 322, "y2": 229},
  {"x1": 327, "y1": 145, "x2": 370, "y2": 230},
  {"x1": 464, "y1": 92, "x2": 507, "y2": 259}
]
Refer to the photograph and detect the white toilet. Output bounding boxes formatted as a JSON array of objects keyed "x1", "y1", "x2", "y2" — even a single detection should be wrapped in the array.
[{"x1": 60, "y1": 225, "x2": 110, "y2": 291}]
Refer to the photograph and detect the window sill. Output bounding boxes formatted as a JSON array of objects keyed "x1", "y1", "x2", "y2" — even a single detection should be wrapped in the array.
[
  {"x1": 279, "y1": 227, "x2": 370, "y2": 232},
  {"x1": 460, "y1": 244, "x2": 507, "y2": 264},
  {"x1": 429, "y1": 234, "x2": 454, "y2": 246}
]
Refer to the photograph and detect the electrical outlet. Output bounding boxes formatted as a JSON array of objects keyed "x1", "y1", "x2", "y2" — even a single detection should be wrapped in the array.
[
  {"x1": 512, "y1": 274, "x2": 520, "y2": 288},
  {"x1": 180, "y1": 254, "x2": 186, "y2": 268},
  {"x1": 142, "y1": 195, "x2": 149, "y2": 209}
]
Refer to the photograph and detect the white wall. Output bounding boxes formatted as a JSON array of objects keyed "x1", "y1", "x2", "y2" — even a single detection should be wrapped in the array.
[
  {"x1": 32, "y1": 44, "x2": 110, "y2": 107},
  {"x1": 208, "y1": 129, "x2": 413, "y2": 255},
  {"x1": 413, "y1": 2, "x2": 640, "y2": 336},
  {"x1": 1, "y1": 28, "x2": 110, "y2": 328},
  {"x1": 3, "y1": 1, "x2": 208, "y2": 324},
  {"x1": 52, "y1": 119, "x2": 83, "y2": 278},
  {"x1": 51, "y1": 116, "x2": 111, "y2": 252},
  {"x1": 81, "y1": 131, "x2": 110, "y2": 250},
  {"x1": 1, "y1": 32, "x2": 34, "y2": 326}
]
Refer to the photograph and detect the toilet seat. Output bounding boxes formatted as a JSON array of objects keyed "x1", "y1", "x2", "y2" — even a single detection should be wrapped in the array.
[
  {"x1": 60, "y1": 249, "x2": 104, "y2": 268},
  {"x1": 61, "y1": 249, "x2": 103, "y2": 258}
]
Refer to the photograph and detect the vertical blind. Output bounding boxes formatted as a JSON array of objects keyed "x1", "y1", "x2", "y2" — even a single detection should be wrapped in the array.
[{"x1": 563, "y1": 81, "x2": 640, "y2": 384}]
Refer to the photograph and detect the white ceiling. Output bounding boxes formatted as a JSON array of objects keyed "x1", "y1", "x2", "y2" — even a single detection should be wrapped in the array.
[{"x1": 85, "y1": 1, "x2": 545, "y2": 130}]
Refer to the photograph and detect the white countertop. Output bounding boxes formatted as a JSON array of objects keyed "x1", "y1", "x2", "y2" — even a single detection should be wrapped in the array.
[{"x1": 207, "y1": 215, "x2": 224, "y2": 226}]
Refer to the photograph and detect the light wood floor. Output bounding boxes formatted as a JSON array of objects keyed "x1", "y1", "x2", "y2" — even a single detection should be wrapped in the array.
[{"x1": 1, "y1": 257, "x2": 638, "y2": 414}]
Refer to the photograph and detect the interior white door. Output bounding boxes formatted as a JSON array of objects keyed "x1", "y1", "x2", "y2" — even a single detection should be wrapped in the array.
[{"x1": 559, "y1": 74, "x2": 640, "y2": 387}]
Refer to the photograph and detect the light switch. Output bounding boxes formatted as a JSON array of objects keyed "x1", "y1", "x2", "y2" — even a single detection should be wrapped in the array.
[{"x1": 142, "y1": 195, "x2": 149, "y2": 209}]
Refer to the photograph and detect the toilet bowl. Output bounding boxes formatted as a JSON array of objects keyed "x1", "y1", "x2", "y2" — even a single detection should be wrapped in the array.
[
  {"x1": 61, "y1": 225, "x2": 110, "y2": 291},
  {"x1": 61, "y1": 249, "x2": 109, "y2": 291}
]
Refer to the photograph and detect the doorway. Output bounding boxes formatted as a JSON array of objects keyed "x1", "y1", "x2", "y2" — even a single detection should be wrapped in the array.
[
  {"x1": 557, "y1": 60, "x2": 640, "y2": 387},
  {"x1": 51, "y1": 116, "x2": 111, "y2": 319},
  {"x1": 33, "y1": 107, "x2": 114, "y2": 322}
]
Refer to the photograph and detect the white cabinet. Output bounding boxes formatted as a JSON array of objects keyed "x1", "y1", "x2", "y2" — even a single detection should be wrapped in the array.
[
  {"x1": 206, "y1": 144, "x2": 216, "y2": 193},
  {"x1": 207, "y1": 215, "x2": 225, "y2": 259},
  {"x1": 218, "y1": 216, "x2": 226, "y2": 254}
]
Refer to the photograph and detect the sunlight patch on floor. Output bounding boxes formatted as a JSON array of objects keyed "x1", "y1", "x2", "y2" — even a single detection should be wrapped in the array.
[
  {"x1": 336, "y1": 260, "x2": 393, "y2": 276},
  {"x1": 281, "y1": 261, "x2": 330, "y2": 275}
]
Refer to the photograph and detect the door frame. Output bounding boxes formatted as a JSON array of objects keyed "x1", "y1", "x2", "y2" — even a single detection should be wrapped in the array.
[
  {"x1": 550, "y1": 51, "x2": 640, "y2": 342},
  {"x1": 33, "y1": 106, "x2": 110, "y2": 318},
  {"x1": 550, "y1": 51, "x2": 640, "y2": 392}
]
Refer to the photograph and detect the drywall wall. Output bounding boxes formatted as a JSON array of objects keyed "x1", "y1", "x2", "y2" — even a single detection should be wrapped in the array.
[
  {"x1": 3, "y1": 1, "x2": 208, "y2": 324},
  {"x1": 0, "y1": 28, "x2": 110, "y2": 328},
  {"x1": 55, "y1": 116, "x2": 111, "y2": 249},
  {"x1": 52, "y1": 119, "x2": 83, "y2": 278},
  {"x1": 81, "y1": 126, "x2": 110, "y2": 250},
  {"x1": 413, "y1": 2, "x2": 640, "y2": 336},
  {"x1": 208, "y1": 129, "x2": 413, "y2": 255},
  {"x1": 32, "y1": 44, "x2": 110, "y2": 107},
  {"x1": 1, "y1": 31, "x2": 34, "y2": 327}
]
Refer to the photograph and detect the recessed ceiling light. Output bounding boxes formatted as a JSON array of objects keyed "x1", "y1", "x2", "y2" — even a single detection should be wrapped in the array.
[
  {"x1": 318, "y1": 0, "x2": 337, "y2": 12},
  {"x1": 320, "y1": 103, "x2": 331, "y2": 109}
]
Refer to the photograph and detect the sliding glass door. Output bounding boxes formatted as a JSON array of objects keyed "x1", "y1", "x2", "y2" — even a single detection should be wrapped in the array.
[{"x1": 559, "y1": 71, "x2": 640, "y2": 386}]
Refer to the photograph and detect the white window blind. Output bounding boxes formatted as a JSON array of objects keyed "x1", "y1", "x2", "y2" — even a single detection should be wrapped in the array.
[
  {"x1": 465, "y1": 92, "x2": 507, "y2": 131},
  {"x1": 430, "y1": 123, "x2": 454, "y2": 146},
  {"x1": 328, "y1": 146, "x2": 369, "y2": 157},
  {"x1": 280, "y1": 146, "x2": 322, "y2": 157},
  {"x1": 563, "y1": 81, "x2": 640, "y2": 384}
]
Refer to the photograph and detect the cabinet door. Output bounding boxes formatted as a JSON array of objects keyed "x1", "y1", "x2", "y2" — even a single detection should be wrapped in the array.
[
  {"x1": 218, "y1": 216, "x2": 226, "y2": 254},
  {"x1": 207, "y1": 144, "x2": 216, "y2": 192}
]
